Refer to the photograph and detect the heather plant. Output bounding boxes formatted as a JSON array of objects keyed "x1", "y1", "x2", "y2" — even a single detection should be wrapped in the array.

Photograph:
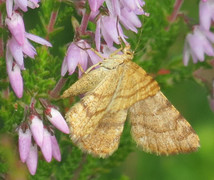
[{"x1": 1, "y1": 0, "x2": 214, "y2": 179}]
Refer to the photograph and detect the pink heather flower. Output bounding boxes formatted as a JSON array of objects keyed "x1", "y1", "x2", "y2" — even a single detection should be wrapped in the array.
[
  {"x1": 29, "y1": 115, "x2": 44, "y2": 147},
  {"x1": 61, "y1": 40, "x2": 101, "y2": 77},
  {"x1": 6, "y1": 46, "x2": 23, "y2": 98},
  {"x1": 7, "y1": 34, "x2": 51, "y2": 68},
  {"x1": 25, "y1": 33, "x2": 52, "y2": 47},
  {"x1": 119, "y1": 7, "x2": 142, "y2": 33},
  {"x1": 94, "y1": 0, "x2": 146, "y2": 50},
  {"x1": 199, "y1": 0, "x2": 214, "y2": 30},
  {"x1": 120, "y1": 0, "x2": 146, "y2": 13},
  {"x1": 88, "y1": 0, "x2": 105, "y2": 12},
  {"x1": 6, "y1": 13, "x2": 52, "y2": 65},
  {"x1": 27, "y1": 0, "x2": 40, "y2": 9},
  {"x1": 18, "y1": 127, "x2": 32, "y2": 163},
  {"x1": 95, "y1": 15, "x2": 126, "y2": 50},
  {"x1": 6, "y1": 0, "x2": 40, "y2": 18},
  {"x1": 183, "y1": 26, "x2": 214, "y2": 66},
  {"x1": 26, "y1": 144, "x2": 38, "y2": 175},
  {"x1": 8, "y1": 37, "x2": 24, "y2": 68},
  {"x1": 5, "y1": 12, "x2": 25, "y2": 45},
  {"x1": 51, "y1": 135, "x2": 61, "y2": 162},
  {"x1": 40, "y1": 129, "x2": 52, "y2": 162},
  {"x1": 45, "y1": 107, "x2": 69, "y2": 134}
]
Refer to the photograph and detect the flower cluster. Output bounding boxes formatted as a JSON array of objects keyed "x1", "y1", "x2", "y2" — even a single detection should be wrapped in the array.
[
  {"x1": 183, "y1": 0, "x2": 214, "y2": 65},
  {"x1": 61, "y1": 40, "x2": 101, "y2": 77},
  {"x1": 5, "y1": 1, "x2": 52, "y2": 98},
  {"x1": 93, "y1": 0, "x2": 148, "y2": 51},
  {"x1": 6, "y1": 0, "x2": 40, "y2": 18},
  {"x1": 183, "y1": 26, "x2": 214, "y2": 66},
  {"x1": 18, "y1": 99, "x2": 69, "y2": 175},
  {"x1": 61, "y1": 0, "x2": 147, "y2": 77}
]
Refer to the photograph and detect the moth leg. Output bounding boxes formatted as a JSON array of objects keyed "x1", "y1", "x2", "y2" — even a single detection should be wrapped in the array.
[
  {"x1": 109, "y1": 47, "x2": 123, "y2": 58},
  {"x1": 78, "y1": 64, "x2": 85, "y2": 74},
  {"x1": 90, "y1": 48, "x2": 105, "y2": 60},
  {"x1": 84, "y1": 62, "x2": 102, "y2": 74}
]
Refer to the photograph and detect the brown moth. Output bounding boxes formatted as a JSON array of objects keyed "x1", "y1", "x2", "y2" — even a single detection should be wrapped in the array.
[{"x1": 61, "y1": 45, "x2": 200, "y2": 158}]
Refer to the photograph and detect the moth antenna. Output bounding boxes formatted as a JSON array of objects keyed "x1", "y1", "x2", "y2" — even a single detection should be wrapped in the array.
[
  {"x1": 133, "y1": 16, "x2": 145, "y2": 54},
  {"x1": 116, "y1": 16, "x2": 125, "y2": 49}
]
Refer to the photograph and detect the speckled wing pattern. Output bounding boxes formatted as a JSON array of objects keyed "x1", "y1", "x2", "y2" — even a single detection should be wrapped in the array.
[
  {"x1": 62, "y1": 51, "x2": 200, "y2": 158},
  {"x1": 129, "y1": 91, "x2": 199, "y2": 155},
  {"x1": 63, "y1": 61, "x2": 160, "y2": 157}
]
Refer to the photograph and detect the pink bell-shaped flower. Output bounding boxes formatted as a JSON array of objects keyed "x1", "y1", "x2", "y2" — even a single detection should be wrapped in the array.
[
  {"x1": 40, "y1": 128, "x2": 52, "y2": 162},
  {"x1": 51, "y1": 135, "x2": 61, "y2": 162},
  {"x1": 29, "y1": 115, "x2": 44, "y2": 147},
  {"x1": 26, "y1": 144, "x2": 38, "y2": 175},
  {"x1": 45, "y1": 107, "x2": 70, "y2": 134},
  {"x1": 18, "y1": 127, "x2": 32, "y2": 163}
]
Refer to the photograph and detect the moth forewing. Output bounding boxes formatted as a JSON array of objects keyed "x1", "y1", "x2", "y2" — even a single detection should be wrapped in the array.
[{"x1": 62, "y1": 45, "x2": 200, "y2": 158}]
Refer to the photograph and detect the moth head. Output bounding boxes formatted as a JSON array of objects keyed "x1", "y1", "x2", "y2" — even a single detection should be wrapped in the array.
[{"x1": 123, "y1": 45, "x2": 134, "y2": 60}]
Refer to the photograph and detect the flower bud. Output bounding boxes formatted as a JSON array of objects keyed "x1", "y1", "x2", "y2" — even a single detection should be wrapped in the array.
[
  {"x1": 29, "y1": 115, "x2": 44, "y2": 147},
  {"x1": 45, "y1": 107, "x2": 69, "y2": 134},
  {"x1": 5, "y1": 12, "x2": 25, "y2": 45},
  {"x1": 26, "y1": 144, "x2": 38, "y2": 175},
  {"x1": 40, "y1": 128, "x2": 52, "y2": 162},
  {"x1": 51, "y1": 135, "x2": 61, "y2": 162},
  {"x1": 18, "y1": 127, "x2": 31, "y2": 163},
  {"x1": 6, "y1": 47, "x2": 23, "y2": 98}
]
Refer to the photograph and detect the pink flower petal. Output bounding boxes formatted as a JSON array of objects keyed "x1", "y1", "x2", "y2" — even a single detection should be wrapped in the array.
[
  {"x1": 51, "y1": 135, "x2": 61, "y2": 162},
  {"x1": 187, "y1": 33, "x2": 204, "y2": 61},
  {"x1": 6, "y1": 12, "x2": 25, "y2": 45},
  {"x1": 30, "y1": 115, "x2": 44, "y2": 147},
  {"x1": 101, "y1": 22, "x2": 114, "y2": 47},
  {"x1": 14, "y1": 0, "x2": 28, "y2": 12},
  {"x1": 199, "y1": 0, "x2": 212, "y2": 30},
  {"x1": 27, "y1": 0, "x2": 40, "y2": 9},
  {"x1": 6, "y1": 47, "x2": 23, "y2": 98},
  {"x1": 78, "y1": 44, "x2": 89, "y2": 71},
  {"x1": 25, "y1": 33, "x2": 52, "y2": 47},
  {"x1": 40, "y1": 129, "x2": 52, "y2": 162},
  {"x1": 106, "y1": 0, "x2": 120, "y2": 16},
  {"x1": 22, "y1": 38, "x2": 37, "y2": 58},
  {"x1": 61, "y1": 57, "x2": 68, "y2": 76},
  {"x1": 26, "y1": 144, "x2": 38, "y2": 175},
  {"x1": 120, "y1": 7, "x2": 141, "y2": 32},
  {"x1": 95, "y1": 19, "x2": 101, "y2": 52},
  {"x1": 203, "y1": 29, "x2": 214, "y2": 43},
  {"x1": 87, "y1": 49, "x2": 101, "y2": 65},
  {"x1": 8, "y1": 37, "x2": 24, "y2": 68},
  {"x1": 183, "y1": 42, "x2": 190, "y2": 66},
  {"x1": 18, "y1": 128, "x2": 31, "y2": 163},
  {"x1": 88, "y1": 0, "x2": 105, "y2": 11},
  {"x1": 66, "y1": 43, "x2": 81, "y2": 75},
  {"x1": 46, "y1": 107, "x2": 69, "y2": 134},
  {"x1": 101, "y1": 16, "x2": 120, "y2": 44},
  {"x1": 6, "y1": 0, "x2": 13, "y2": 18}
]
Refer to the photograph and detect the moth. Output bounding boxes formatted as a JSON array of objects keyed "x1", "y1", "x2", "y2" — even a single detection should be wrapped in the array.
[{"x1": 62, "y1": 45, "x2": 200, "y2": 158}]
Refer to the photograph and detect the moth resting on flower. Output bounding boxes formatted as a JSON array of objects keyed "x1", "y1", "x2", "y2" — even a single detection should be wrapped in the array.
[{"x1": 61, "y1": 45, "x2": 200, "y2": 158}]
